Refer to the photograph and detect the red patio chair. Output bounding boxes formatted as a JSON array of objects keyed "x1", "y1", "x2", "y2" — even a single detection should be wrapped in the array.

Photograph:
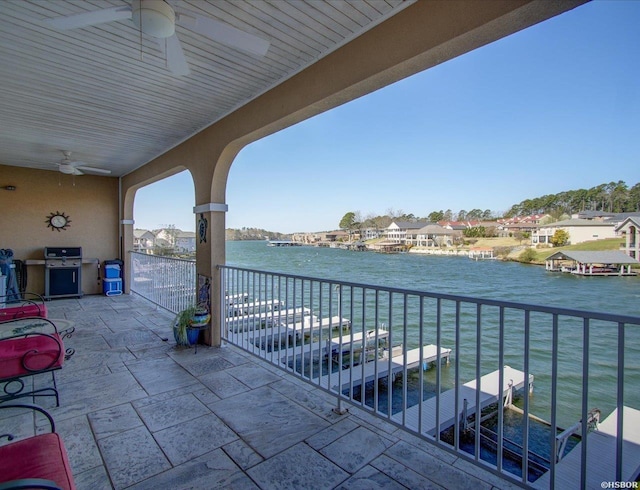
[
  {"x1": 0, "y1": 292, "x2": 48, "y2": 321},
  {"x1": 0, "y1": 404, "x2": 76, "y2": 490},
  {"x1": 0, "y1": 318, "x2": 74, "y2": 407}
]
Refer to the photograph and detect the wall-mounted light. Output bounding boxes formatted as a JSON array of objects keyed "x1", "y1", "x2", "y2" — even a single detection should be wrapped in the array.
[{"x1": 3, "y1": 185, "x2": 16, "y2": 191}]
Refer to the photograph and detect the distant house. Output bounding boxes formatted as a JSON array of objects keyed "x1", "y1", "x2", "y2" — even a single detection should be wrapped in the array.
[
  {"x1": 615, "y1": 216, "x2": 640, "y2": 260},
  {"x1": 532, "y1": 218, "x2": 617, "y2": 246},
  {"x1": 386, "y1": 221, "x2": 430, "y2": 244},
  {"x1": 323, "y1": 230, "x2": 350, "y2": 242},
  {"x1": 415, "y1": 224, "x2": 460, "y2": 247},
  {"x1": 361, "y1": 228, "x2": 381, "y2": 240},
  {"x1": 175, "y1": 231, "x2": 196, "y2": 253},
  {"x1": 133, "y1": 229, "x2": 155, "y2": 253},
  {"x1": 497, "y1": 215, "x2": 549, "y2": 236}
]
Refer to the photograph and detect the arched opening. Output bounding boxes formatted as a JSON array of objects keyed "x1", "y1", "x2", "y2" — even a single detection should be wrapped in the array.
[{"x1": 133, "y1": 170, "x2": 196, "y2": 256}]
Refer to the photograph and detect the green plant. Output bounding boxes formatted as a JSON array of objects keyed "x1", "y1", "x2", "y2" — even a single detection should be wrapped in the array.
[
  {"x1": 173, "y1": 304, "x2": 198, "y2": 346},
  {"x1": 519, "y1": 247, "x2": 538, "y2": 263}
]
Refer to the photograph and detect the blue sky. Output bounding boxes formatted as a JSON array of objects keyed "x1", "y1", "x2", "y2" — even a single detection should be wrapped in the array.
[{"x1": 134, "y1": 0, "x2": 639, "y2": 234}]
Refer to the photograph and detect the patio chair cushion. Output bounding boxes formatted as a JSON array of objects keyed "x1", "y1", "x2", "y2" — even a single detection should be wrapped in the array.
[
  {"x1": 0, "y1": 303, "x2": 48, "y2": 321},
  {"x1": 0, "y1": 432, "x2": 76, "y2": 490},
  {"x1": 0, "y1": 333, "x2": 64, "y2": 378}
]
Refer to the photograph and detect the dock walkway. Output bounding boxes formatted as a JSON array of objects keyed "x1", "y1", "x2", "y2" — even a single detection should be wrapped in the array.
[
  {"x1": 320, "y1": 344, "x2": 452, "y2": 393},
  {"x1": 533, "y1": 406, "x2": 640, "y2": 488},
  {"x1": 392, "y1": 366, "x2": 532, "y2": 436}
]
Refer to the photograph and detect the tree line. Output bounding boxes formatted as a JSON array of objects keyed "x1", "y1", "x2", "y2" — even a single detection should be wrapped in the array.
[{"x1": 505, "y1": 181, "x2": 640, "y2": 217}]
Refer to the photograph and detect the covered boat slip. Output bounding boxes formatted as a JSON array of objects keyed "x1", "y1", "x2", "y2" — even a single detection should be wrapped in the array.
[{"x1": 545, "y1": 250, "x2": 639, "y2": 276}]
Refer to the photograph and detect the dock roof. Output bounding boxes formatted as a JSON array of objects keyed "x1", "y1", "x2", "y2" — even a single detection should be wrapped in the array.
[{"x1": 545, "y1": 250, "x2": 639, "y2": 264}]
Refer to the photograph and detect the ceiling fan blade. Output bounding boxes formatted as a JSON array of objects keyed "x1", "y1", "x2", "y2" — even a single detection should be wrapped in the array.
[
  {"x1": 44, "y1": 6, "x2": 133, "y2": 30},
  {"x1": 161, "y1": 34, "x2": 190, "y2": 76},
  {"x1": 177, "y1": 14, "x2": 269, "y2": 56},
  {"x1": 76, "y1": 166, "x2": 112, "y2": 175},
  {"x1": 72, "y1": 168, "x2": 84, "y2": 176}
]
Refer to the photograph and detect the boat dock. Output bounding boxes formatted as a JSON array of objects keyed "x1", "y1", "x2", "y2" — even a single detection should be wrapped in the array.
[
  {"x1": 533, "y1": 406, "x2": 640, "y2": 488},
  {"x1": 267, "y1": 240, "x2": 301, "y2": 247},
  {"x1": 242, "y1": 325, "x2": 385, "y2": 355},
  {"x1": 392, "y1": 366, "x2": 533, "y2": 436},
  {"x1": 320, "y1": 344, "x2": 452, "y2": 393},
  {"x1": 241, "y1": 316, "x2": 351, "y2": 347},
  {"x1": 226, "y1": 307, "x2": 311, "y2": 332},
  {"x1": 227, "y1": 299, "x2": 283, "y2": 316},
  {"x1": 270, "y1": 315, "x2": 351, "y2": 335}
]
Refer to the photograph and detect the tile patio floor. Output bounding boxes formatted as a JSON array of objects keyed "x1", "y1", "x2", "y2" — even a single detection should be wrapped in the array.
[{"x1": 1, "y1": 294, "x2": 520, "y2": 489}]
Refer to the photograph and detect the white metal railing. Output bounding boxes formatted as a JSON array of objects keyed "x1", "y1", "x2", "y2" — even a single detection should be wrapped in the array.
[
  {"x1": 219, "y1": 265, "x2": 640, "y2": 489},
  {"x1": 130, "y1": 252, "x2": 196, "y2": 313}
]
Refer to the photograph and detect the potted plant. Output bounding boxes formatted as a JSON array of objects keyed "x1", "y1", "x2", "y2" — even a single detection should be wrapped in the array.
[{"x1": 172, "y1": 303, "x2": 210, "y2": 346}]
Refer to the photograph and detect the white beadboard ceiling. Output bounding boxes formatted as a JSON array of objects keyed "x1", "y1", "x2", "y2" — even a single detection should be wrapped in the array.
[{"x1": 0, "y1": 0, "x2": 412, "y2": 177}]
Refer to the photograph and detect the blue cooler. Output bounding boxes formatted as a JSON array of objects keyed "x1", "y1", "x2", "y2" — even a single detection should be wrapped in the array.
[
  {"x1": 103, "y1": 278, "x2": 122, "y2": 296},
  {"x1": 105, "y1": 264, "x2": 121, "y2": 278}
]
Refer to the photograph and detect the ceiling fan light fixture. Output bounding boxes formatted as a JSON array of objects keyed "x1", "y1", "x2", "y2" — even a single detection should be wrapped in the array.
[
  {"x1": 132, "y1": 0, "x2": 175, "y2": 38},
  {"x1": 58, "y1": 163, "x2": 76, "y2": 174}
]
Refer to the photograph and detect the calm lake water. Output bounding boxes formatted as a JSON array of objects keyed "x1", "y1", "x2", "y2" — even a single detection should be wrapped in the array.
[{"x1": 226, "y1": 240, "x2": 640, "y2": 429}]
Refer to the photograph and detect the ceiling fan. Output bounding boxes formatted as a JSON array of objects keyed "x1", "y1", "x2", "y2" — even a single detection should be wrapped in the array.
[
  {"x1": 43, "y1": 0, "x2": 270, "y2": 76},
  {"x1": 55, "y1": 151, "x2": 112, "y2": 176}
]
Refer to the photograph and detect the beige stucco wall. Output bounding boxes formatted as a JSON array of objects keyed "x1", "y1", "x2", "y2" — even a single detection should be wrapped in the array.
[{"x1": 0, "y1": 165, "x2": 119, "y2": 295}]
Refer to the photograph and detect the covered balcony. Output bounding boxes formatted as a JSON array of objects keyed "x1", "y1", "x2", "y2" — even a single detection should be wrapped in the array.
[{"x1": 3, "y1": 1, "x2": 638, "y2": 489}]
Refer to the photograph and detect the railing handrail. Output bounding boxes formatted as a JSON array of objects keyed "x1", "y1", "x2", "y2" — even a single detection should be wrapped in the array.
[
  {"x1": 130, "y1": 251, "x2": 196, "y2": 314},
  {"x1": 218, "y1": 264, "x2": 640, "y2": 325},
  {"x1": 130, "y1": 250, "x2": 195, "y2": 264}
]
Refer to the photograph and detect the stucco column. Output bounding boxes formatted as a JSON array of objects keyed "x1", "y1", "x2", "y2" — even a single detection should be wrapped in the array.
[
  {"x1": 193, "y1": 202, "x2": 227, "y2": 347},
  {"x1": 120, "y1": 219, "x2": 134, "y2": 293}
]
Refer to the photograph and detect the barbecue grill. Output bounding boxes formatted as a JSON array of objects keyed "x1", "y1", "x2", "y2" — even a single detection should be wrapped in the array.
[{"x1": 44, "y1": 247, "x2": 83, "y2": 299}]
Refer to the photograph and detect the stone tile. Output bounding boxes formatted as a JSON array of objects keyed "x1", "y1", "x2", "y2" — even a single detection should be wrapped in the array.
[
  {"x1": 268, "y1": 371, "x2": 315, "y2": 393},
  {"x1": 223, "y1": 439, "x2": 264, "y2": 470},
  {"x1": 199, "y1": 370, "x2": 250, "y2": 399},
  {"x1": 136, "y1": 393, "x2": 210, "y2": 432},
  {"x1": 55, "y1": 364, "x2": 111, "y2": 386},
  {"x1": 226, "y1": 362, "x2": 282, "y2": 389},
  {"x1": 101, "y1": 327, "x2": 162, "y2": 348},
  {"x1": 349, "y1": 405, "x2": 401, "y2": 435},
  {"x1": 320, "y1": 426, "x2": 394, "y2": 473},
  {"x1": 383, "y1": 440, "x2": 492, "y2": 490},
  {"x1": 306, "y1": 417, "x2": 359, "y2": 450},
  {"x1": 247, "y1": 442, "x2": 348, "y2": 490},
  {"x1": 216, "y1": 344, "x2": 253, "y2": 366},
  {"x1": 153, "y1": 413, "x2": 238, "y2": 465},
  {"x1": 211, "y1": 386, "x2": 330, "y2": 458},
  {"x1": 337, "y1": 464, "x2": 408, "y2": 490},
  {"x1": 0, "y1": 411, "x2": 36, "y2": 446},
  {"x1": 394, "y1": 429, "x2": 458, "y2": 465},
  {"x1": 127, "y1": 449, "x2": 257, "y2": 490},
  {"x1": 132, "y1": 384, "x2": 201, "y2": 409},
  {"x1": 126, "y1": 356, "x2": 198, "y2": 395},
  {"x1": 170, "y1": 349, "x2": 235, "y2": 377},
  {"x1": 370, "y1": 454, "x2": 444, "y2": 490},
  {"x1": 190, "y1": 385, "x2": 221, "y2": 405},
  {"x1": 64, "y1": 347, "x2": 137, "y2": 372},
  {"x1": 452, "y1": 457, "x2": 523, "y2": 490},
  {"x1": 97, "y1": 425, "x2": 171, "y2": 489},
  {"x1": 270, "y1": 379, "x2": 343, "y2": 421},
  {"x1": 88, "y1": 403, "x2": 143, "y2": 440},
  {"x1": 73, "y1": 465, "x2": 113, "y2": 490},
  {"x1": 54, "y1": 415, "x2": 103, "y2": 475},
  {"x1": 51, "y1": 370, "x2": 147, "y2": 421}
]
